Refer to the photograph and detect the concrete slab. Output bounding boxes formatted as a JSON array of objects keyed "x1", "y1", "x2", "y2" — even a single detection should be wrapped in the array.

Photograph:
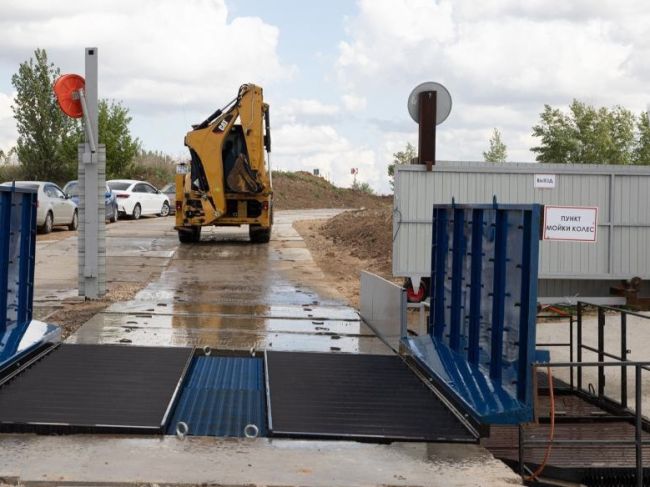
[
  {"x1": 0, "y1": 436, "x2": 520, "y2": 487},
  {"x1": 33, "y1": 216, "x2": 179, "y2": 302}
]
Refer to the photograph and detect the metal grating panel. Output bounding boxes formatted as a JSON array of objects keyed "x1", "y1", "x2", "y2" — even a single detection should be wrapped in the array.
[
  {"x1": 167, "y1": 356, "x2": 266, "y2": 437},
  {"x1": 265, "y1": 351, "x2": 477, "y2": 442},
  {"x1": 0, "y1": 344, "x2": 193, "y2": 434}
]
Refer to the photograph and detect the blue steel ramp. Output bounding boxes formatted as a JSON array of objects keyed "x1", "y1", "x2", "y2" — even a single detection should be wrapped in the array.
[
  {"x1": 167, "y1": 356, "x2": 267, "y2": 437},
  {"x1": 0, "y1": 184, "x2": 59, "y2": 372},
  {"x1": 405, "y1": 202, "x2": 542, "y2": 424}
]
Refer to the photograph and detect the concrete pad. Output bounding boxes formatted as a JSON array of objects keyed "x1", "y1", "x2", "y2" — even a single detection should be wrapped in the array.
[{"x1": 0, "y1": 435, "x2": 520, "y2": 487}]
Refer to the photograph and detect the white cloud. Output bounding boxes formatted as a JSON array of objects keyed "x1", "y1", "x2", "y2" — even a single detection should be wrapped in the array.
[
  {"x1": 273, "y1": 123, "x2": 379, "y2": 189},
  {"x1": 342, "y1": 94, "x2": 367, "y2": 111},
  {"x1": 0, "y1": 0, "x2": 292, "y2": 112},
  {"x1": 274, "y1": 99, "x2": 340, "y2": 124},
  {"x1": 0, "y1": 91, "x2": 16, "y2": 151}
]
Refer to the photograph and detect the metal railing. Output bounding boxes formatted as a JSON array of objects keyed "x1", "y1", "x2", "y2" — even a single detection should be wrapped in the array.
[{"x1": 519, "y1": 303, "x2": 650, "y2": 486}]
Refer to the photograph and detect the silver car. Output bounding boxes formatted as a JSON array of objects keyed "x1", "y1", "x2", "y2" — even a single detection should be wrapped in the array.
[{"x1": 1, "y1": 181, "x2": 78, "y2": 233}]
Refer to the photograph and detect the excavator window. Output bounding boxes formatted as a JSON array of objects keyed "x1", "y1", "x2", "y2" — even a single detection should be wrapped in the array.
[{"x1": 222, "y1": 125, "x2": 247, "y2": 185}]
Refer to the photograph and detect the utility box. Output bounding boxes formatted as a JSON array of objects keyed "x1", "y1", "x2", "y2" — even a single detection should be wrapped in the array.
[{"x1": 393, "y1": 162, "x2": 650, "y2": 301}]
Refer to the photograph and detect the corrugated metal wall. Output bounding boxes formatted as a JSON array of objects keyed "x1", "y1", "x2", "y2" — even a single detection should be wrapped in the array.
[{"x1": 393, "y1": 162, "x2": 650, "y2": 297}]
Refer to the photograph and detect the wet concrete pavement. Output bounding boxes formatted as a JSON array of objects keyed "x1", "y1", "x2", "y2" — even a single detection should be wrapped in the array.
[
  {"x1": 33, "y1": 216, "x2": 178, "y2": 308},
  {"x1": 2, "y1": 210, "x2": 521, "y2": 486},
  {"x1": 66, "y1": 209, "x2": 391, "y2": 354}
]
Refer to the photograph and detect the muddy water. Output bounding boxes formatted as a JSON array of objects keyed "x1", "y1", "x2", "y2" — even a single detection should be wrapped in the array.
[{"x1": 68, "y1": 210, "x2": 393, "y2": 355}]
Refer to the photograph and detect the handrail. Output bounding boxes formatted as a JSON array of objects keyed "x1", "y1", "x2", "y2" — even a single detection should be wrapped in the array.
[
  {"x1": 523, "y1": 303, "x2": 650, "y2": 486},
  {"x1": 578, "y1": 302, "x2": 650, "y2": 320}
]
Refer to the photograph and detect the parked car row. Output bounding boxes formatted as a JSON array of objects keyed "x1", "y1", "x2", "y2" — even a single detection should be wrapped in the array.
[
  {"x1": 107, "y1": 180, "x2": 171, "y2": 219},
  {"x1": 63, "y1": 180, "x2": 119, "y2": 223},
  {"x1": 0, "y1": 178, "x2": 174, "y2": 234}
]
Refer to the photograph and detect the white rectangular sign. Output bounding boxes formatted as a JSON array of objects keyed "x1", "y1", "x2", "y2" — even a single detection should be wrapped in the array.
[
  {"x1": 543, "y1": 206, "x2": 598, "y2": 242},
  {"x1": 534, "y1": 174, "x2": 556, "y2": 189}
]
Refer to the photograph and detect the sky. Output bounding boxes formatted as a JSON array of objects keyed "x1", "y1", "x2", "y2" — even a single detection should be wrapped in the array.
[{"x1": 1, "y1": 0, "x2": 650, "y2": 193}]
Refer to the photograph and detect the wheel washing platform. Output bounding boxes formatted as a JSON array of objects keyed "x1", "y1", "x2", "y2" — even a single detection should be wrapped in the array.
[{"x1": 0, "y1": 347, "x2": 478, "y2": 442}]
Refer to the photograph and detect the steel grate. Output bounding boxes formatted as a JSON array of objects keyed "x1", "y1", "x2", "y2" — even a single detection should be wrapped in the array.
[
  {"x1": 0, "y1": 344, "x2": 193, "y2": 434},
  {"x1": 265, "y1": 351, "x2": 477, "y2": 442}
]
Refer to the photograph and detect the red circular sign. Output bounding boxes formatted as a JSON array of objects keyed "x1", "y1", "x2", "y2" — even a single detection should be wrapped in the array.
[{"x1": 53, "y1": 74, "x2": 85, "y2": 118}]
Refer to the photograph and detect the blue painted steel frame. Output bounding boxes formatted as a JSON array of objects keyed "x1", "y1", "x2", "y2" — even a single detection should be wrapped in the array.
[
  {"x1": 0, "y1": 184, "x2": 54, "y2": 369},
  {"x1": 406, "y1": 202, "x2": 542, "y2": 424}
]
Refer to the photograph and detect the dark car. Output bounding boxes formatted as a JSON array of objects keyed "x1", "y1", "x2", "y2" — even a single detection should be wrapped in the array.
[
  {"x1": 63, "y1": 180, "x2": 119, "y2": 222},
  {"x1": 161, "y1": 182, "x2": 176, "y2": 215}
]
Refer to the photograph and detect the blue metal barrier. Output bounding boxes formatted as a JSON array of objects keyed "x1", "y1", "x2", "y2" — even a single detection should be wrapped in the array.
[
  {"x1": 405, "y1": 201, "x2": 542, "y2": 424},
  {"x1": 0, "y1": 184, "x2": 59, "y2": 370}
]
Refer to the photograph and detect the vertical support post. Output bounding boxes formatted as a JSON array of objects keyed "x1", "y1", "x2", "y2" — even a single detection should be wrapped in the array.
[
  {"x1": 622, "y1": 312, "x2": 628, "y2": 408},
  {"x1": 490, "y1": 209, "x2": 508, "y2": 383},
  {"x1": 517, "y1": 209, "x2": 539, "y2": 403},
  {"x1": 17, "y1": 193, "x2": 34, "y2": 326},
  {"x1": 598, "y1": 307, "x2": 605, "y2": 398},
  {"x1": 449, "y1": 209, "x2": 465, "y2": 351},
  {"x1": 467, "y1": 209, "x2": 484, "y2": 365},
  {"x1": 431, "y1": 208, "x2": 448, "y2": 340},
  {"x1": 418, "y1": 91, "x2": 436, "y2": 171},
  {"x1": 577, "y1": 302, "x2": 583, "y2": 391},
  {"x1": 569, "y1": 316, "x2": 574, "y2": 390},
  {"x1": 78, "y1": 47, "x2": 106, "y2": 299},
  {"x1": 0, "y1": 191, "x2": 10, "y2": 337},
  {"x1": 518, "y1": 424, "x2": 525, "y2": 477},
  {"x1": 635, "y1": 365, "x2": 643, "y2": 487}
]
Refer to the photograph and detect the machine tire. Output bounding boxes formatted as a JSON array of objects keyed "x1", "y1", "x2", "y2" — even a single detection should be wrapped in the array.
[
  {"x1": 132, "y1": 203, "x2": 142, "y2": 220},
  {"x1": 159, "y1": 202, "x2": 170, "y2": 217},
  {"x1": 40, "y1": 212, "x2": 53, "y2": 234},
  {"x1": 68, "y1": 210, "x2": 78, "y2": 231},
  {"x1": 110, "y1": 204, "x2": 118, "y2": 223},
  {"x1": 249, "y1": 225, "x2": 271, "y2": 243},
  {"x1": 178, "y1": 226, "x2": 201, "y2": 244}
]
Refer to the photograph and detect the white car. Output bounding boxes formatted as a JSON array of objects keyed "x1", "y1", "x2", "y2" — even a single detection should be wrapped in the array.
[
  {"x1": 0, "y1": 181, "x2": 78, "y2": 234},
  {"x1": 107, "y1": 179, "x2": 170, "y2": 220}
]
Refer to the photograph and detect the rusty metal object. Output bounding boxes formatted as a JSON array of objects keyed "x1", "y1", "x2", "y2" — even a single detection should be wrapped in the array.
[
  {"x1": 418, "y1": 91, "x2": 437, "y2": 170},
  {"x1": 610, "y1": 276, "x2": 650, "y2": 309}
]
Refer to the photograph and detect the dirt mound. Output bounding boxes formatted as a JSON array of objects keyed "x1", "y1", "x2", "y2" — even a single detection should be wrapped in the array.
[
  {"x1": 321, "y1": 206, "x2": 392, "y2": 266},
  {"x1": 273, "y1": 171, "x2": 388, "y2": 210},
  {"x1": 293, "y1": 204, "x2": 395, "y2": 307}
]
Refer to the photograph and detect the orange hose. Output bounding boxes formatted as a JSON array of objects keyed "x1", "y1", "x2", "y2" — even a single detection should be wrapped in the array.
[{"x1": 524, "y1": 366, "x2": 555, "y2": 482}]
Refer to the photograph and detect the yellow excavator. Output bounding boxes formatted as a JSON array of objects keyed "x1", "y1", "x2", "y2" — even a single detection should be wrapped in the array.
[{"x1": 175, "y1": 83, "x2": 272, "y2": 243}]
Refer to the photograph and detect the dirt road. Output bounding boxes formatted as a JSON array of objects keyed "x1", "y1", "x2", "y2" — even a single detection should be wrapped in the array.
[{"x1": 1, "y1": 210, "x2": 521, "y2": 487}]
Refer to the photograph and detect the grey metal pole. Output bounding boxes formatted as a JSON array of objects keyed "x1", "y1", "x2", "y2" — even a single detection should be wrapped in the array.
[
  {"x1": 78, "y1": 47, "x2": 106, "y2": 298},
  {"x1": 635, "y1": 365, "x2": 643, "y2": 487}
]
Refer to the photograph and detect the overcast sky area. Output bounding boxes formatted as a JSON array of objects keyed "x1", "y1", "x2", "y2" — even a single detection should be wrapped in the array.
[{"x1": 1, "y1": 0, "x2": 650, "y2": 193}]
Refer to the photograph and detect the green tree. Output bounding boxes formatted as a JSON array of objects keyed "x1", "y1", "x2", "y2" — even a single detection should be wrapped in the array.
[
  {"x1": 351, "y1": 179, "x2": 374, "y2": 195},
  {"x1": 483, "y1": 128, "x2": 507, "y2": 162},
  {"x1": 634, "y1": 112, "x2": 650, "y2": 165},
  {"x1": 531, "y1": 100, "x2": 636, "y2": 164},
  {"x1": 70, "y1": 99, "x2": 141, "y2": 179},
  {"x1": 11, "y1": 49, "x2": 77, "y2": 183},
  {"x1": 387, "y1": 142, "x2": 416, "y2": 189}
]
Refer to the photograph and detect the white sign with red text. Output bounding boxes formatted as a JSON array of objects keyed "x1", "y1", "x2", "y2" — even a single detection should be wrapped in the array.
[{"x1": 543, "y1": 206, "x2": 598, "y2": 242}]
